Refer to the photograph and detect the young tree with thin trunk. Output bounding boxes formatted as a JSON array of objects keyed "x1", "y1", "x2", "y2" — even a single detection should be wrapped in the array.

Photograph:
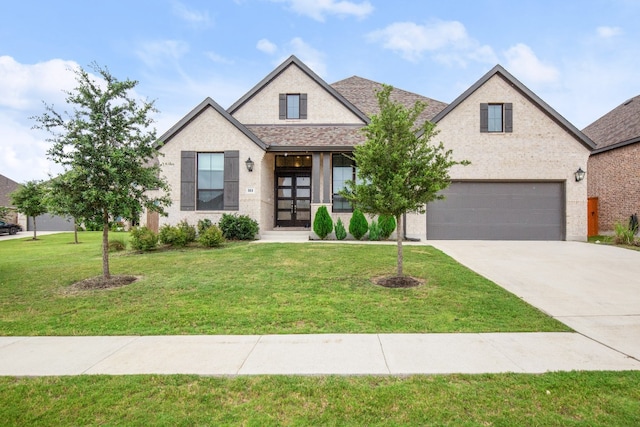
[
  {"x1": 32, "y1": 63, "x2": 170, "y2": 280},
  {"x1": 342, "y1": 85, "x2": 468, "y2": 279},
  {"x1": 10, "y1": 180, "x2": 48, "y2": 240}
]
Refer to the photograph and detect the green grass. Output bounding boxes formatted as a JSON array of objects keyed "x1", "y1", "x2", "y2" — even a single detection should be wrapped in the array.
[
  {"x1": 0, "y1": 232, "x2": 568, "y2": 335},
  {"x1": 1, "y1": 372, "x2": 639, "y2": 426}
]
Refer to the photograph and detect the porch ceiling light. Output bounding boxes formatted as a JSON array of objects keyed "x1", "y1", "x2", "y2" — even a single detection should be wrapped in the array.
[
  {"x1": 245, "y1": 157, "x2": 254, "y2": 172},
  {"x1": 574, "y1": 167, "x2": 585, "y2": 182}
]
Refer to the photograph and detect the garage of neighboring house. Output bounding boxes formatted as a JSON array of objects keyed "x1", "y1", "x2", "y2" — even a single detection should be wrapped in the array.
[
  {"x1": 427, "y1": 181, "x2": 565, "y2": 240},
  {"x1": 27, "y1": 214, "x2": 76, "y2": 232}
]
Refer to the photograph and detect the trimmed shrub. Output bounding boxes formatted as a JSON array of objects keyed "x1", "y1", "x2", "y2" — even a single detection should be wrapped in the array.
[
  {"x1": 199, "y1": 224, "x2": 225, "y2": 248},
  {"x1": 349, "y1": 209, "x2": 368, "y2": 240},
  {"x1": 219, "y1": 214, "x2": 259, "y2": 240},
  {"x1": 108, "y1": 238, "x2": 127, "y2": 252},
  {"x1": 368, "y1": 219, "x2": 381, "y2": 241},
  {"x1": 313, "y1": 206, "x2": 333, "y2": 239},
  {"x1": 159, "y1": 220, "x2": 196, "y2": 248},
  {"x1": 197, "y1": 218, "x2": 213, "y2": 235},
  {"x1": 178, "y1": 220, "x2": 197, "y2": 243},
  {"x1": 378, "y1": 215, "x2": 396, "y2": 240},
  {"x1": 130, "y1": 226, "x2": 158, "y2": 251},
  {"x1": 335, "y1": 218, "x2": 347, "y2": 240}
]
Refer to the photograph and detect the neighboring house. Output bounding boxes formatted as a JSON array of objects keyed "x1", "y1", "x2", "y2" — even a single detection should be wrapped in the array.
[
  {"x1": 0, "y1": 173, "x2": 20, "y2": 223},
  {"x1": 0, "y1": 173, "x2": 75, "y2": 232},
  {"x1": 583, "y1": 95, "x2": 640, "y2": 234},
  {"x1": 149, "y1": 55, "x2": 594, "y2": 241}
]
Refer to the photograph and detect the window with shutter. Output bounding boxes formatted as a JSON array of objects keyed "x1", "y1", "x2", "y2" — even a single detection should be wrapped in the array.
[
  {"x1": 180, "y1": 151, "x2": 196, "y2": 211},
  {"x1": 480, "y1": 103, "x2": 513, "y2": 133},
  {"x1": 279, "y1": 93, "x2": 307, "y2": 120}
]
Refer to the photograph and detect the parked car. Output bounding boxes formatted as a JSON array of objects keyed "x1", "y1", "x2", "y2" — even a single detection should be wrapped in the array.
[{"x1": 0, "y1": 220, "x2": 22, "y2": 235}]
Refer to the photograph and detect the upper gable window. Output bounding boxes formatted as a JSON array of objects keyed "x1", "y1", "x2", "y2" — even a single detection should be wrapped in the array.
[
  {"x1": 480, "y1": 103, "x2": 513, "y2": 133},
  {"x1": 287, "y1": 94, "x2": 300, "y2": 119},
  {"x1": 279, "y1": 93, "x2": 307, "y2": 120}
]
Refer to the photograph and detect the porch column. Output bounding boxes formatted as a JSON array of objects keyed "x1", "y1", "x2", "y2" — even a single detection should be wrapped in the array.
[
  {"x1": 312, "y1": 153, "x2": 321, "y2": 203},
  {"x1": 322, "y1": 153, "x2": 331, "y2": 204}
]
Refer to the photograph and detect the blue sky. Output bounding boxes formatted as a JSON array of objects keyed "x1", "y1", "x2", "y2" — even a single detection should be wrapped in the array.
[{"x1": 1, "y1": 0, "x2": 639, "y2": 183}]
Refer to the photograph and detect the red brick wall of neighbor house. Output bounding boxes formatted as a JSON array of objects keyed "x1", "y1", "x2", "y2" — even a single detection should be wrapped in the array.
[{"x1": 588, "y1": 144, "x2": 640, "y2": 232}]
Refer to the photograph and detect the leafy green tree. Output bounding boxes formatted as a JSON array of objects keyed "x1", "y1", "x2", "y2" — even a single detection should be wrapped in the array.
[
  {"x1": 342, "y1": 85, "x2": 468, "y2": 277},
  {"x1": 32, "y1": 63, "x2": 170, "y2": 279},
  {"x1": 10, "y1": 180, "x2": 48, "y2": 240},
  {"x1": 45, "y1": 172, "x2": 83, "y2": 244}
]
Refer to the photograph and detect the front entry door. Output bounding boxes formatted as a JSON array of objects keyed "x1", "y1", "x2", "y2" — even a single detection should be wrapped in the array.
[{"x1": 276, "y1": 171, "x2": 311, "y2": 227}]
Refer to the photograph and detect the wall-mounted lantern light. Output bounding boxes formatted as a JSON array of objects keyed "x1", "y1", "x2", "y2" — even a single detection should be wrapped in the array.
[
  {"x1": 245, "y1": 157, "x2": 254, "y2": 172},
  {"x1": 574, "y1": 167, "x2": 585, "y2": 182}
]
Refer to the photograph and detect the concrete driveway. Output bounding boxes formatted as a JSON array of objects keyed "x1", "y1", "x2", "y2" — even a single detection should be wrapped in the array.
[{"x1": 429, "y1": 240, "x2": 640, "y2": 361}]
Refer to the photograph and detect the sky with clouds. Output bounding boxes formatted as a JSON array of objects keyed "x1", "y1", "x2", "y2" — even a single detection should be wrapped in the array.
[{"x1": 1, "y1": 0, "x2": 639, "y2": 183}]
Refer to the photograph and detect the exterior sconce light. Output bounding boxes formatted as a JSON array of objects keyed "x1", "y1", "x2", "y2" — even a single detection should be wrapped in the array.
[
  {"x1": 245, "y1": 157, "x2": 254, "y2": 172},
  {"x1": 574, "y1": 167, "x2": 585, "y2": 182}
]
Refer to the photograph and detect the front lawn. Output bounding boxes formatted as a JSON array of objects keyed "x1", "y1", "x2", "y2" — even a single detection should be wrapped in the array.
[
  {"x1": 2, "y1": 372, "x2": 639, "y2": 426},
  {"x1": 0, "y1": 232, "x2": 568, "y2": 335}
]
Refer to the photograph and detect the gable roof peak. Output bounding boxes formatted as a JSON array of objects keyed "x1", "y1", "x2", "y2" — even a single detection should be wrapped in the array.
[
  {"x1": 227, "y1": 56, "x2": 369, "y2": 123},
  {"x1": 157, "y1": 97, "x2": 266, "y2": 150},
  {"x1": 431, "y1": 64, "x2": 595, "y2": 151}
]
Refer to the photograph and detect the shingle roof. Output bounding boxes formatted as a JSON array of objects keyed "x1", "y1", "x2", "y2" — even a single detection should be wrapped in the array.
[
  {"x1": 247, "y1": 125, "x2": 365, "y2": 150},
  {"x1": 583, "y1": 95, "x2": 640, "y2": 154},
  {"x1": 331, "y1": 76, "x2": 448, "y2": 126}
]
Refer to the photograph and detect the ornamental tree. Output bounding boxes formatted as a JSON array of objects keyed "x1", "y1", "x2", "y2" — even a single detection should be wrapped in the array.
[
  {"x1": 32, "y1": 63, "x2": 170, "y2": 280},
  {"x1": 342, "y1": 85, "x2": 468, "y2": 278},
  {"x1": 10, "y1": 180, "x2": 48, "y2": 240}
]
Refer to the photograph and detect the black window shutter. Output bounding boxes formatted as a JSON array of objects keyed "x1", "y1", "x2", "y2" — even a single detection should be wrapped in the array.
[
  {"x1": 504, "y1": 103, "x2": 513, "y2": 132},
  {"x1": 480, "y1": 103, "x2": 489, "y2": 133},
  {"x1": 180, "y1": 151, "x2": 196, "y2": 211},
  {"x1": 300, "y1": 93, "x2": 307, "y2": 119},
  {"x1": 279, "y1": 94, "x2": 286, "y2": 120},
  {"x1": 223, "y1": 150, "x2": 239, "y2": 210}
]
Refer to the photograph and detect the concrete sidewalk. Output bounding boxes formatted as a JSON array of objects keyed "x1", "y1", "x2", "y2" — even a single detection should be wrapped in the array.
[{"x1": 1, "y1": 333, "x2": 639, "y2": 376}]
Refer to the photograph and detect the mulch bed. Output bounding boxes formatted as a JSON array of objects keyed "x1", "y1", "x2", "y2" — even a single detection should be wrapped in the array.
[
  {"x1": 373, "y1": 275, "x2": 424, "y2": 288},
  {"x1": 68, "y1": 275, "x2": 139, "y2": 291}
]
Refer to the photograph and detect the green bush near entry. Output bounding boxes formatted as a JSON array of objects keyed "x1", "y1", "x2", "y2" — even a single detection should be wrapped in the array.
[
  {"x1": 198, "y1": 225, "x2": 225, "y2": 248},
  {"x1": 378, "y1": 215, "x2": 396, "y2": 239},
  {"x1": 129, "y1": 226, "x2": 158, "y2": 251},
  {"x1": 368, "y1": 220, "x2": 381, "y2": 241},
  {"x1": 349, "y1": 209, "x2": 368, "y2": 240},
  {"x1": 334, "y1": 218, "x2": 347, "y2": 240},
  {"x1": 313, "y1": 206, "x2": 333, "y2": 239},
  {"x1": 219, "y1": 214, "x2": 259, "y2": 240}
]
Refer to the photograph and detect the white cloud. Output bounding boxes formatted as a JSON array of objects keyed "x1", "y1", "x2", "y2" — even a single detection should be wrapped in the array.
[
  {"x1": 503, "y1": 43, "x2": 560, "y2": 84},
  {"x1": 135, "y1": 40, "x2": 190, "y2": 68},
  {"x1": 0, "y1": 56, "x2": 79, "y2": 110},
  {"x1": 257, "y1": 38, "x2": 278, "y2": 55},
  {"x1": 205, "y1": 52, "x2": 233, "y2": 65},
  {"x1": 271, "y1": 0, "x2": 373, "y2": 22},
  {"x1": 283, "y1": 37, "x2": 327, "y2": 76},
  {"x1": 171, "y1": 1, "x2": 212, "y2": 28},
  {"x1": 367, "y1": 20, "x2": 476, "y2": 63},
  {"x1": 596, "y1": 26, "x2": 622, "y2": 38}
]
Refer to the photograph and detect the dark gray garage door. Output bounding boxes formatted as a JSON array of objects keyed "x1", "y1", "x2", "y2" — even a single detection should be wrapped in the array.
[
  {"x1": 427, "y1": 182, "x2": 565, "y2": 240},
  {"x1": 27, "y1": 214, "x2": 75, "y2": 231}
]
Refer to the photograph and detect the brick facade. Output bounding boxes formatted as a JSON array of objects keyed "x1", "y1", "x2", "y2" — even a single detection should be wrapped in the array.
[{"x1": 588, "y1": 143, "x2": 640, "y2": 231}]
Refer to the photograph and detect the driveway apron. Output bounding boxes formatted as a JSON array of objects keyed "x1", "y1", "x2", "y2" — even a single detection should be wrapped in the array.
[{"x1": 429, "y1": 240, "x2": 640, "y2": 361}]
